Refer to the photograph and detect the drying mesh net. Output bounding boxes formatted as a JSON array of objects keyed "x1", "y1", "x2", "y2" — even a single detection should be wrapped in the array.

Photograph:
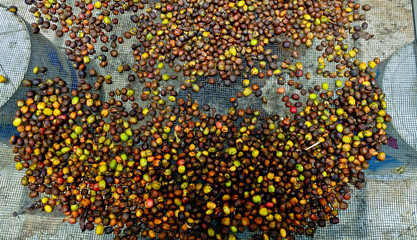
[{"x1": 0, "y1": 0, "x2": 416, "y2": 239}]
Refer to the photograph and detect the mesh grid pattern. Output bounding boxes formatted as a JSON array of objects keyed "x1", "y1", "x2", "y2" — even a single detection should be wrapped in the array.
[
  {"x1": 0, "y1": 0, "x2": 416, "y2": 239},
  {"x1": 379, "y1": 43, "x2": 417, "y2": 151},
  {"x1": 0, "y1": 9, "x2": 31, "y2": 109}
]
